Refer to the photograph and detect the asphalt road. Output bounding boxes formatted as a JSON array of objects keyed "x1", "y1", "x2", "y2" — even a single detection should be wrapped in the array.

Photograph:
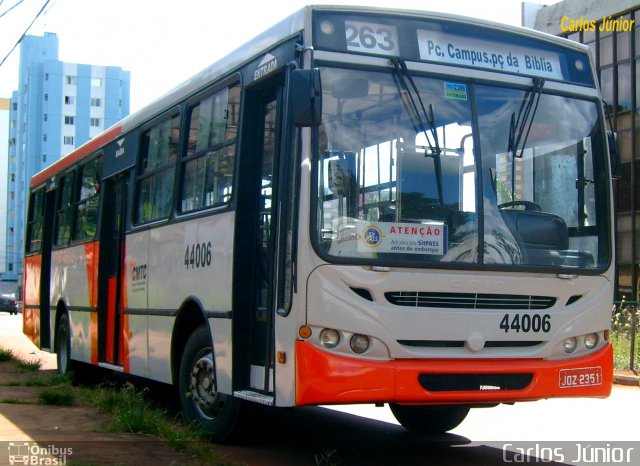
[{"x1": 1, "y1": 312, "x2": 638, "y2": 466}]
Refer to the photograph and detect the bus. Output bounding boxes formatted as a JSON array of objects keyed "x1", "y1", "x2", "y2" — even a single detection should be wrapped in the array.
[{"x1": 23, "y1": 5, "x2": 615, "y2": 440}]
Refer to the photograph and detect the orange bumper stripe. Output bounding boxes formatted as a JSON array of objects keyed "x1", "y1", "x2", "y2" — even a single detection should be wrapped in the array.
[{"x1": 295, "y1": 341, "x2": 613, "y2": 406}]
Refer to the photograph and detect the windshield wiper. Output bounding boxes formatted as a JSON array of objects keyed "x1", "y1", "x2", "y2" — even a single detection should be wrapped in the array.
[
  {"x1": 506, "y1": 77, "x2": 544, "y2": 203},
  {"x1": 390, "y1": 57, "x2": 444, "y2": 205},
  {"x1": 508, "y1": 77, "x2": 545, "y2": 159}
]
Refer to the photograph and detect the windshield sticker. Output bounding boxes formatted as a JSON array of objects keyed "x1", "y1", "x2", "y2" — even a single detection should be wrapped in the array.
[
  {"x1": 417, "y1": 30, "x2": 563, "y2": 80},
  {"x1": 444, "y1": 82, "x2": 467, "y2": 101},
  {"x1": 357, "y1": 221, "x2": 447, "y2": 255}
]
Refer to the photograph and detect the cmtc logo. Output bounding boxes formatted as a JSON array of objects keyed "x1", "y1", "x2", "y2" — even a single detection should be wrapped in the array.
[{"x1": 361, "y1": 225, "x2": 383, "y2": 248}]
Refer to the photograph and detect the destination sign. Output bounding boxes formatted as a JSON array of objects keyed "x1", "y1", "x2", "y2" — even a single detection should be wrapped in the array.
[
  {"x1": 417, "y1": 30, "x2": 564, "y2": 80},
  {"x1": 313, "y1": 12, "x2": 594, "y2": 86}
]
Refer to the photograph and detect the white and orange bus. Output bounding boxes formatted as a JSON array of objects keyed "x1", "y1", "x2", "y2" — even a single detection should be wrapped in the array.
[{"x1": 24, "y1": 5, "x2": 615, "y2": 440}]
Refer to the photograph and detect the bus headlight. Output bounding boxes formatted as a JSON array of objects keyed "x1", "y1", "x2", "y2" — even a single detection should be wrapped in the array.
[
  {"x1": 584, "y1": 333, "x2": 598, "y2": 349},
  {"x1": 563, "y1": 337, "x2": 578, "y2": 353},
  {"x1": 350, "y1": 334, "x2": 370, "y2": 354},
  {"x1": 320, "y1": 329, "x2": 340, "y2": 349}
]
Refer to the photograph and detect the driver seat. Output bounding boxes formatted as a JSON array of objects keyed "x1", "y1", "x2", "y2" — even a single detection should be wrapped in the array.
[{"x1": 500, "y1": 209, "x2": 569, "y2": 265}]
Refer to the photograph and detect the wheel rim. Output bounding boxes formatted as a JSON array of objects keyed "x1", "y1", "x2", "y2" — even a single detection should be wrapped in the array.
[{"x1": 189, "y1": 349, "x2": 224, "y2": 420}]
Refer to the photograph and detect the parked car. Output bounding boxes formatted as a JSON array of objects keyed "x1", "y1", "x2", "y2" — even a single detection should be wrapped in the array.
[{"x1": 0, "y1": 293, "x2": 19, "y2": 315}]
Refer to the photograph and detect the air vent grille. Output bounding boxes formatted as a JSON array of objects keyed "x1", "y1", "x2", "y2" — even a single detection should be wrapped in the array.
[{"x1": 385, "y1": 292, "x2": 556, "y2": 310}]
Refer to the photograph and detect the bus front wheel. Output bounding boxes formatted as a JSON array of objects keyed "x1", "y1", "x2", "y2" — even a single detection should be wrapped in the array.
[
  {"x1": 179, "y1": 324, "x2": 243, "y2": 442},
  {"x1": 390, "y1": 404, "x2": 470, "y2": 434}
]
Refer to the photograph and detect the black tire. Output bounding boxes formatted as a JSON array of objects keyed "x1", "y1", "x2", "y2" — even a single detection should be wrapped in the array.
[
  {"x1": 55, "y1": 313, "x2": 71, "y2": 376},
  {"x1": 390, "y1": 404, "x2": 470, "y2": 434},
  {"x1": 179, "y1": 324, "x2": 245, "y2": 442}
]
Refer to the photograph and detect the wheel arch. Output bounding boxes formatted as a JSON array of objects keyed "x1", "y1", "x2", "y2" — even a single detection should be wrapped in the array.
[{"x1": 171, "y1": 296, "x2": 209, "y2": 386}]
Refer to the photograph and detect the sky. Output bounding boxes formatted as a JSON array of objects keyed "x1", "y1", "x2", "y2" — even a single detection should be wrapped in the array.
[{"x1": 0, "y1": 0, "x2": 530, "y2": 113}]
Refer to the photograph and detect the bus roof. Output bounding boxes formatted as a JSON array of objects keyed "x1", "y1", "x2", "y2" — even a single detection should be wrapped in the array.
[{"x1": 31, "y1": 4, "x2": 589, "y2": 188}]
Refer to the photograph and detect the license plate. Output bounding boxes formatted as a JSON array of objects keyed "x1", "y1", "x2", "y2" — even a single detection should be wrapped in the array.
[{"x1": 559, "y1": 367, "x2": 602, "y2": 388}]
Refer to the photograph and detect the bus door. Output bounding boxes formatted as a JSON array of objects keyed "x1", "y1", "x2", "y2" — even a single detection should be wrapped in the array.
[
  {"x1": 98, "y1": 173, "x2": 128, "y2": 367},
  {"x1": 39, "y1": 187, "x2": 56, "y2": 350},
  {"x1": 233, "y1": 79, "x2": 285, "y2": 397}
]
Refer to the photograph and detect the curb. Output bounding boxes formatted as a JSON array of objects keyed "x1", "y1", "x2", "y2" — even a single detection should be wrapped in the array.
[{"x1": 613, "y1": 373, "x2": 640, "y2": 387}]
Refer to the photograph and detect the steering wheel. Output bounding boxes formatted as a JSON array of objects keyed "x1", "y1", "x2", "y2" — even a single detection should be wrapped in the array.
[{"x1": 498, "y1": 200, "x2": 542, "y2": 212}]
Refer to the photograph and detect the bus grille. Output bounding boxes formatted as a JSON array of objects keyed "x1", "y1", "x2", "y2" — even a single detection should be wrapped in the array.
[{"x1": 385, "y1": 292, "x2": 556, "y2": 310}]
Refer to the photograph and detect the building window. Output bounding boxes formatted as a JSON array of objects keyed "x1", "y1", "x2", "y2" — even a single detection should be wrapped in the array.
[
  {"x1": 617, "y1": 62, "x2": 632, "y2": 113},
  {"x1": 43, "y1": 134, "x2": 47, "y2": 141},
  {"x1": 43, "y1": 114, "x2": 48, "y2": 122},
  {"x1": 66, "y1": 76, "x2": 77, "y2": 85},
  {"x1": 63, "y1": 136, "x2": 74, "y2": 145},
  {"x1": 64, "y1": 96, "x2": 75, "y2": 105},
  {"x1": 64, "y1": 116, "x2": 75, "y2": 125},
  {"x1": 90, "y1": 118, "x2": 100, "y2": 127},
  {"x1": 44, "y1": 93, "x2": 48, "y2": 101},
  {"x1": 42, "y1": 154, "x2": 47, "y2": 163},
  {"x1": 91, "y1": 78, "x2": 102, "y2": 87},
  {"x1": 600, "y1": 67, "x2": 614, "y2": 113},
  {"x1": 91, "y1": 98, "x2": 101, "y2": 107}
]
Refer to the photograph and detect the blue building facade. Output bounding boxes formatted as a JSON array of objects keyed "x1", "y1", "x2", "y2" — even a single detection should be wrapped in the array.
[{"x1": 6, "y1": 33, "x2": 130, "y2": 275}]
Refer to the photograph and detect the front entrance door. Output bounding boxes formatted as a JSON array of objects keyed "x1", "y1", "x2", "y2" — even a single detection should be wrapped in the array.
[{"x1": 233, "y1": 80, "x2": 284, "y2": 396}]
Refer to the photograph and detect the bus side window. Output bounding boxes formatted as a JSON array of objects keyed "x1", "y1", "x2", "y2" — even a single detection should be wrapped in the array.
[
  {"x1": 26, "y1": 189, "x2": 45, "y2": 253},
  {"x1": 135, "y1": 114, "x2": 180, "y2": 223},
  {"x1": 74, "y1": 156, "x2": 102, "y2": 240},
  {"x1": 180, "y1": 85, "x2": 240, "y2": 213},
  {"x1": 55, "y1": 172, "x2": 75, "y2": 246}
]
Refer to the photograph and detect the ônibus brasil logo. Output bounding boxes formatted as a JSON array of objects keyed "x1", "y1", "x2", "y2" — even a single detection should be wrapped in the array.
[{"x1": 8, "y1": 442, "x2": 72, "y2": 465}]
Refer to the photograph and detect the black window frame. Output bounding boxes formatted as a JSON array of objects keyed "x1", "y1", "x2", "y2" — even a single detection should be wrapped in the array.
[
  {"x1": 134, "y1": 110, "x2": 181, "y2": 224},
  {"x1": 179, "y1": 83, "x2": 240, "y2": 214},
  {"x1": 26, "y1": 187, "x2": 45, "y2": 254},
  {"x1": 54, "y1": 171, "x2": 76, "y2": 247},
  {"x1": 73, "y1": 156, "x2": 103, "y2": 241}
]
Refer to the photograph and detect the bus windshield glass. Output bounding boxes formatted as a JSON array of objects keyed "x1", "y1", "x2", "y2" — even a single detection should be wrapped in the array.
[{"x1": 314, "y1": 66, "x2": 610, "y2": 270}]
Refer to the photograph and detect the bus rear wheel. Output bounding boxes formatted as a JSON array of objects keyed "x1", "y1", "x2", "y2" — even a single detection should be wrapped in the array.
[
  {"x1": 179, "y1": 324, "x2": 243, "y2": 442},
  {"x1": 55, "y1": 313, "x2": 71, "y2": 375},
  {"x1": 390, "y1": 404, "x2": 470, "y2": 434}
]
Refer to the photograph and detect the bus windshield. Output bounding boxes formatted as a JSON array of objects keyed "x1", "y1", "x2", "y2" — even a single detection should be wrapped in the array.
[{"x1": 314, "y1": 66, "x2": 610, "y2": 270}]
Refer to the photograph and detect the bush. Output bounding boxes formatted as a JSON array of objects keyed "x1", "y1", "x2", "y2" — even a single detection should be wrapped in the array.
[{"x1": 611, "y1": 302, "x2": 640, "y2": 370}]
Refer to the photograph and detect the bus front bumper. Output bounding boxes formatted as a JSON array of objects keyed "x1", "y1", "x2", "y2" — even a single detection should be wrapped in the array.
[{"x1": 295, "y1": 341, "x2": 613, "y2": 406}]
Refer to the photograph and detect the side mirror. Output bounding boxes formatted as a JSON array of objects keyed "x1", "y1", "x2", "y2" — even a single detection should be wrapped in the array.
[
  {"x1": 291, "y1": 69, "x2": 322, "y2": 127},
  {"x1": 608, "y1": 130, "x2": 621, "y2": 178}
]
